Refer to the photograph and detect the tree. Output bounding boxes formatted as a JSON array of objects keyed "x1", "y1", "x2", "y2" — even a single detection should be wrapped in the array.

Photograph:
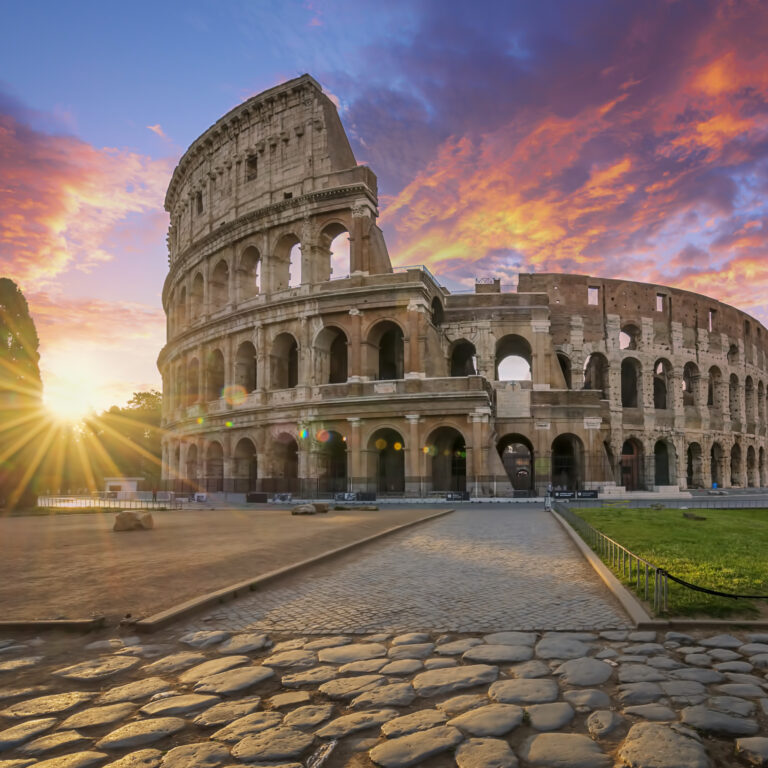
[{"x1": 0, "y1": 279, "x2": 43, "y2": 508}]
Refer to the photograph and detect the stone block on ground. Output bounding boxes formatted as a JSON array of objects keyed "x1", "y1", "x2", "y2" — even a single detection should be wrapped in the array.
[{"x1": 616, "y1": 722, "x2": 711, "y2": 768}]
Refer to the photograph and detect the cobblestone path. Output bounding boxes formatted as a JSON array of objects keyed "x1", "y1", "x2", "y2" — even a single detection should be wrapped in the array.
[{"x1": 188, "y1": 506, "x2": 631, "y2": 633}]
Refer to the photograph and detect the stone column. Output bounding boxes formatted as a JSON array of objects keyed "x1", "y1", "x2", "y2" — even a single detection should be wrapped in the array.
[
  {"x1": 347, "y1": 418, "x2": 363, "y2": 491},
  {"x1": 530, "y1": 317, "x2": 551, "y2": 388},
  {"x1": 197, "y1": 345, "x2": 204, "y2": 404},
  {"x1": 255, "y1": 325, "x2": 267, "y2": 395},
  {"x1": 405, "y1": 415, "x2": 422, "y2": 494},
  {"x1": 405, "y1": 301, "x2": 426, "y2": 377},
  {"x1": 348, "y1": 309, "x2": 363, "y2": 380}
]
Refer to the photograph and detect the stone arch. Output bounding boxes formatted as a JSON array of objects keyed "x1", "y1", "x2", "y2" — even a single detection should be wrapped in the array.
[
  {"x1": 205, "y1": 441, "x2": 224, "y2": 492},
  {"x1": 729, "y1": 373, "x2": 740, "y2": 421},
  {"x1": 727, "y1": 343, "x2": 739, "y2": 365},
  {"x1": 758, "y1": 381, "x2": 766, "y2": 429},
  {"x1": 187, "y1": 358, "x2": 200, "y2": 404},
  {"x1": 708, "y1": 366, "x2": 722, "y2": 408},
  {"x1": 191, "y1": 272, "x2": 204, "y2": 319},
  {"x1": 315, "y1": 429, "x2": 347, "y2": 493},
  {"x1": 450, "y1": 340, "x2": 477, "y2": 377},
  {"x1": 271, "y1": 432, "x2": 299, "y2": 491},
  {"x1": 683, "y1": 362, "x2": 699, "y2": 406},
  {"x1": 620, "y1": 323, "x2": 641, "y2": 350},
  {"x1": 557, "y1": 352, "x2": 572, "y2": 389},
  {"x1": 431, "y1": 297, "x2": 445, "y2": 327},
  {"x1": 426, "y1": 426, "x2": 466, "y2": 492},
  {"x1": 497, "y1": 434, "x2": 534, "y2": 493},
  {"x1": 687, "y1": 442, "x2": 703, "y2": 489},
  {"x1": 711, "y1": 441, "x2": 724, "y2": 488},
  {"x1": 235, "y1": 341, "x2": 257, "y2": 393},
  {"x1": 237, "y1": 245, "x2": 261, "y2": 301},
  {"x1": 760, "y1": 446, "x2": 766, "y2": 487},
  {"x1": 496, "y1": 334, "x2": 532, "y2": 381},
  {"x1": 621, "y1": 358, "x2": 642, "y2": 408},
  {"x1": 233, "y1": 437, "x2": 258, "y2": 492},
  {"x1": 270, "y1": 332, "x2": 299, "y2": 389},
  {"x1": 271, "y1": 233, "x2": 301, "y2": 292},
  {"x1": 583, "y1": 353, "x2": 609, "y2": 398},
  {"x1": 205, "y1": 348, "x2": 225, "y2": 401},
  {"x1": 314, "y1": 326, "x2": 348, "y2": 384},
  {"x1": 185, "y1": 444, "x2": 199, "y2": 486},
  {"x1": 745, "y1": 376, "x2": 756, "y2": 429},
  {"x1": 210, "y1": 259, "x2": 229, "y2": 310},
  {"x1": 367, "y1": 427, "x2": 405, "y2": 494},
  {"x1": 653, "y1": 359, "x2": 672, "y2": 410},
  {"x1": 621, "y1": 437, "x2": 645, "y2": 491},
  {"x1": 176, "y1": 286, "x2": 187, "y2": 331},
  {"x1": 319, "y1": 221, "x2": 350, "y2": 282},
  {"x1": 367, "y1": 320, "x2": 405, "y2": 381},
  {"x1": 551, "y1": 433, "x2": 584, "y2": 490},
  {"x1": 747, "y1": 445, "x2": 757, "y2": 487},
  {"x1": 654, "y1": 439, "x2": 675, "y2": 486},
  {"x1": 730, "y1": 442, "x2": 742, "y2": 486}
]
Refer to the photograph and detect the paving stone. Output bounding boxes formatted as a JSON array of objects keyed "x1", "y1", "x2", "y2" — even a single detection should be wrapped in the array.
[
  {"x1": 665, "y1": 632, "x2": 694, "y2": 643},
  {"x1": 381, "y1": 710, "x2": 447, "y2": 738},
  {"x1": 99, "y1": 678, "x2": 171, "y2": 704},
  {"x1": 455, "y1": 737, "x2": 519, "y2": 768},
  {"x1": 18, "y1": 729, "x2": 89, "y2": 755},
  {"x1": 318, "y1": 643, "x2": 387, "y2": 664},
  {"x1": 464, "y1": 644, "x2": 533, "y2": 664},
  {"x1": 617, "y1": 655, "x2": 648, "y2": 664},
  {"x1": 750, "y1": 654, "x2": 768, "y2": 669},
  {"x1": 158, "y1": 741, "x2": 229, "y2": 767},
  {"x1": 141, "y1": 693, "x2": 220, "y2": 716},
  {"x1": 391, "y1": 633, "x2": 430, "y2": 646},
  {"x1": 563, "y1": 689, "x2": 611, "y2": 712},
  {"x1": 715, "y1": 661, "x2": 753, "y2": 673},
  {"x1": 413, "y1": 665, "x2": 498, "y2": 697},
  {"x1": 716, "y1": 683, "x2": 766, "y2": 698},
  {"x1": 319, "y1": 674, "x2": 385, "y2": 700},
  {"x1": 660, "y1": 680, "x2": 706, "y2": 698},
  {"x1": 0, "y1": 718, "x2": 57, "y2": 751},
  {"x1": 231, "y1": 725, "x2": 314, "y2": 762},
  {"x1": 380, "y1": 659, "x2": 423, "y2": 676},
  {"x1": 556, "y1": 658, "x2": 613, "y2": 686},
  {"x1": 351, "y1": 682, "x2": 416, "y2": 709},
  {"x1": 736, "y1": 736, "x2": 768, "y2": 766},
  {"x1": 364, "y1": 634, "x2": 391, "y2": 644},
  {"x1": 519, "y1": 733, "x2": 610, "y2": 767},
  {"x1": 623, "y1": 703, "x2": 676, "y2": 720},
  {"x1": 618, "y1": 664, "x2": 668, "y2": 683},
  {"x1": 423, "y1": 658, "x2": 455, "y2": 670},
  {"x1": 587, "y1": 710, "x2": 622, "y2": 739},
  {"x1": 195, "y1": 665, "x2": 275, "y2": 694},
  {"x1": 669, "y1": 667, "x2": 723, "y2": 684},
  {"x1": 54, "y1": 655, "x2": 140, "y2": 681},
  {"x1": 709, "y1": 695, "x2": 755, "y2": 717},
  {"x1": 699, "y1": 634, "x2": 742, "y2": 649},
  {"x1": 217, "y1": 633, "x2": 271, "y2": 654},
  {"x1": 527, "y1": 702, "x2": 575, "y2": 731},
  {"x1": 61, "y1": 702, "x2": 137, "y2": 729},
  {"x1": 489, "y1": 678, "x2": 559, "y2": 704},
  {"x1": 448, "y1": 704, "x2": 524, "y2": 736},
  {"x1": 625, "y1": 643, "x2": 666, "y2": 655},
  {"x1": 35, "y1": 753, "x2": 108, "y2": 768},
  {"x1": 102, "y1": 750, "x2": 163, "y2": 768},
  {"x1": 369, "y1": 725, "x2": 463, "y2": 767},
  {"x1": 685, "y1": 653, "x2": 713, "y2": 666},
  {"x1": 96, "y1": 717, "x2": 187, "y2": 749},
  {"x1": 646, "y1": 656, "x2": 683, "y2": 670},
  {"x1": 142, "y1": 652, "x2": 207, "y2": 674},
  {"x1": 535, "y1": 636, "x2": 592, "y2": 660},
  {"x1": 303, "y1": 636, "x2": 350, "y2": 650},
  {"x1": 1, "y1": 691, "x2": 96, "y2": 719},
  {"x1": 628, "y1": 631, "x2": 657, "y2": 642},
  {"x1": 211, "y1": 711, "x2": 283, "y2": 743},
  {"x1": 436, "y1": 694, "x2": 487, "y2": 716},
  {"x1": 283, "y1": 704, "x2": 335, "y2": 729},
  {"x1": 282, "y1": 666, "x2": 338, "y2": 687},
  {"x1": 616, "y1": 722, "x2": 710, "y2": 768},
  {"x1": 617, "y1": 683, "x2": 664, "y2": 706},
  {"x1": 435, "y1": 638, "x2": 484, "y2": 655},
  {"x1": 387, "y1": 643, "x2": 434, "y2": 660},
  {"x1": 0, "y1": 657, "x2": 43, "y2": 672},
  {"x1": 0, "y1": 759, "x2": 35, "y2": 767},
  {"x1": 680, "y1": 705, "x2": 759, "y2": 735},
  {"x1": 115, "y1": 644, "x2": 169, "y2": 658},
  {"x1": 269, "y1": 691, "x2": 311, "y2": 709},
  {"x1": 725, "y1": 672, "x2": 767, "y2": 686},
  {"x1": 707, "y1": 648, "x2": 742, "y2": 662},
  {"x1": 261, "y1": 649, "x2": 317, "y2": 669},
  {"x1": 600, "y1": 631, "x2": 629, "y2": 641},
  {"x1": 595, "y1": 649, "x2": 619, "y2": 659},
  {"x1": 747, "y1": 634, "x2": 768, "y2": 643},
  {"x1": 483, "y1": 632, "x2": 537, "y2": 645},
  {"x1": 179, "y1": 630, "x2": 230, "y2": 648},
  {"x1": 272, "y1": 639, "x2": 306, "y2": 652},
  {"x1": 509, "y1": 660, "x2": 551, "y2": 678},
  {"x1": 339, "y1": 659, "x2": 388, "y2": 674},
  {"x1": 193, "y1": 696, "x2": 262, "y2": 727},
  {"x1": 316, "y1": 708, "x2": 399, "y2": 738},
  {"x1": 677, "y1": 646, "x2": 705, "y2": 654},
  {"x1": 0, "y1": 685, "x2": 49, "y2": 702},
  {"x1": 178, "y1": 655, "x2": 250, "y2": 684}
]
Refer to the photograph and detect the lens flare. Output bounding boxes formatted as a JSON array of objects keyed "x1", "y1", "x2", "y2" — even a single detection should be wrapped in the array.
[
  {"x1": 316, "y1": 429, "x2": 330, "y2": 443},
  {"x1": 196, "y1": 417, "x2": 204, "y2": 425},
  {"x1": 225, "y1": 420, "x2": 233, "y2": 428},
  {"x1": 223, "y1": 384, "x2": 247, "y2": 406},
  {"x1": 299, "y1": 428, "x2": 309, "y2": 440},
  {"x1": 393, "y1": 441, "x2": 403, "y2": 451},
  {"x1": 375, "y1": 438, "x2": 387, "y2": 450}
]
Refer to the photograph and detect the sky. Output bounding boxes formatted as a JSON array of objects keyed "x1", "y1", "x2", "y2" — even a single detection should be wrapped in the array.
[{"x1": 2, "y1": 0, "x2": 768, "y2": 416}]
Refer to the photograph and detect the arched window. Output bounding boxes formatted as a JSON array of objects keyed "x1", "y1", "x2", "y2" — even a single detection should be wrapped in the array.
[
  {"x1": 235, "y1": 342, "x2": 257, "y2": 393},
  {"x1": 210, "y1": 260, "x2": 229, "y2": 310},
  {"x1": 272, "y1": 234, "x2": 301, "y2": 292},
  {"x1": 707, "y1": 366, "x2": 721, "y2": 408},
  {"x1": 314, "y1": 327, "x2": 348, "y2": 384},
  {"x1": 583, "y1": 353, "x2": 609, "y2": 399},
  {"x1": 450, "y1": 341, "x2": 477, "y2": 377},
  {"x1": 185, "y1": 444, "x2": 198, "y2": 485},
  {"x1": 205, "y1": 349, "x2": 225, "y2": 401},
  {"x1": 191, "y1": 273, "x2": 204, "y2": 319},
  {"x1": 431, "y1": 297, "x2": 444, "y2": 326},
  {"x1": 729, "y1": 374, "x2": 740, "y2": 421},
  {"x1": 621, "y1": 358, "x2": 641, "y2": 408},
  {"x1": 557, "y1": 353, "x2": 571, "y2": 389},
  {"x1": 186, "y1": 358, "x2": 200, "y2": 404},
  {"x1": 711, "y1": 442, "x2": 724, "y2": 488},
  {"x1": 319, "y1": 223, "x2": 350, "y2": 282},
  {"x1": 176, "y1": 286, "x2": 187, "y2": 331},
  {"x1": 426, "y1": 427, "x2": 466, "y2": 492},
  {"x1": 619, "y1": 324, "x2": 641, "y2": 350},
  {"x1": 745, "y1": 376, "x2": 756, "y2": 429},
  {"x1": 653, "y1": 359, "x2": 671, "y2": 410},
  {"x1": 238, "y1": 246, "x2": 260, "y2": 301},
  {"x1": 747, "y1": 445, "x2": 757, "y2": 487},
  {"x1": 496, "y1": 335, "x2": 532, "y2": 381},
  {"x1": 682, "y1": 362, "x2": 698, "y2": 406},
  {"x1": 654, "y1": 440, "x2": 675, "y2": 485},
  {"x1": 368, "y1": 321, "x2": 404, "y2": 381},
  {"x1": 270, "y1": 333, "x2": 299, "y2": 389}
]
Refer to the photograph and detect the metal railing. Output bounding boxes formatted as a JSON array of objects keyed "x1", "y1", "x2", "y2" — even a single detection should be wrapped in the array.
[{"x1": 38, "y1": 495, "x2": 182, "y2": 511}]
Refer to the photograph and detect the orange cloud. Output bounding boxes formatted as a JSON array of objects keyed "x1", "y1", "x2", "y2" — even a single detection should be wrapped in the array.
[{"x1": 147, "y1": 123, "x2": 167, "y2": 138}]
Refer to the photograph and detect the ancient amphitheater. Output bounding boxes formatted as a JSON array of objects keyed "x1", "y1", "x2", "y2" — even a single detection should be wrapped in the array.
[{"x1": 159, "y1": 74, "x2": 768, "y2": 498}]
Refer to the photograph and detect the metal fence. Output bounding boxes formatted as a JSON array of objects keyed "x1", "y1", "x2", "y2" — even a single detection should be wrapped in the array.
[{"x1": 38, "y1": 495, "x2": 182, "y2": 511}]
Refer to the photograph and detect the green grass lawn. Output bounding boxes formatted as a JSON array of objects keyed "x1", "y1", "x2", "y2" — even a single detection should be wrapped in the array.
[{"x1": 575, "y1": 506, "x2": 768, "y2": 618}]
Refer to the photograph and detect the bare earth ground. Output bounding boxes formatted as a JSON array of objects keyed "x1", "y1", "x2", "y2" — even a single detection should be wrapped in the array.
[{"x1": 0, "y1": 506, "x2": 442, "y2": 622}]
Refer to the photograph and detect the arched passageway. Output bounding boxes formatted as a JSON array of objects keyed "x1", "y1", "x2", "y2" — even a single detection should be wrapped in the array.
[
  {"x1": 185, "y1": 444, "x2": 198, "y2": 486},
  {"x1": 551, "y1": 434, "x2": 583, "y2": 491},
  {"x1": 496, "y1": 335, "x2": 532, "y2": 381},
  {"x1": 315, "y1": 327, "x2": 348, "y2": 384},
  {"x1": 271, "y1": 433, "x2": 299, "y2": 494},
  {"x1": 621, "y1": 358, "x2": 641, "y2": 408},
  {"x1": 426, "y1": 427, "x2": 466, "y2": 492},
  {"x1": 368, "y1": 428, "x2": 405, "y2": 494},
  {"x1": 711, "y1": 442, "x2": 724, "y2": 488},
  {"x1": 316, "y1": 429, "x2": 347, "y2": 494},
  {"x1": 654, "y1": 440, "x2": 675, "y2": 486},
  {"x1": 238, "y1": 246, "x2": 261, "y2": 301},
  {"x1": 583, "y1": 353, "x2": 609, "y2": 398},
  {"x1": 687, "y1": 443, "x2": 703, "y2": 489},
  {"x1": 210, "y1": 260, "x2": 229, "y2": 310},
  {"x1": 450, "y1": 340, "x2": 477, "y2": 377},
  {"x1": 368, "y1": 322, "x2": 404, "y2": 381},
  {"x1": 653, "y1": 360, "x2": 671, "y2": 410},
  {"x1": 271, "y1": 333, "x2": 299, "y2": 389},
  {"x1": 747, "y1": 445, "x2": 757, "y2": 487},
  {"x1": 206, "y1": 349, "x2": 225, "y2": 401},
  {"x1": 730, "y1": 443, "x2": 742, "y2": 487},
  {"x1": 235, "y1": 342, "x2": 257, "y2": 394},
  {"x1": 557, "y1": 353, "x2": 571, "y2": 389},
  {"x1": 497, "y1": 434, "x2": 534, "y2": 493},
  {"x1": 205, "y1": 442, "x2": 224, "y2": 492},
  {"x1": 621, "y1": 438, "x2": 644, "y2": 491},
  {"x1": 233, "y1": 438, "x2": 258, "y2": 493}
]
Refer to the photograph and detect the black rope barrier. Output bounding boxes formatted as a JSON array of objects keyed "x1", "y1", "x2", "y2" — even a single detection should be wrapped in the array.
[{"x1": 660, "y1": 570, "x2": 768, "y2": 600}]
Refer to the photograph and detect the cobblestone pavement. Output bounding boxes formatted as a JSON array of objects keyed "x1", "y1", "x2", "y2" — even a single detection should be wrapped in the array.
[
  {"x1": 1, "y1": 627, "x2": 767, "y2": 767},
  {"x1": 187, "y1": 506, "x2": 631, "y2": 634}
]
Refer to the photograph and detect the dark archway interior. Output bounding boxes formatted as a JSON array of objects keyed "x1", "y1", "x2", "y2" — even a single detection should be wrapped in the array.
[
  {"x1": 621, "y1": 439, "x2": 644, "y2": 491},
  {"x1": 497, "y1": 434, "x2": 534, "y2": 493},
  {"x1": 552, "y1": 434, "x2": 582, "y2": 490},
  {"x1": 450, "y1": 341, "x2": 477, "y2": 377},
  {"x1": 429, "y1": 427, "x2": 466, "y2": 492},
  {"x1": 317, "y1": 430, "x2": 347, "y2": 493},
  {"x1": 369, "y1": 428, "x2": 405, "y2": 493}
]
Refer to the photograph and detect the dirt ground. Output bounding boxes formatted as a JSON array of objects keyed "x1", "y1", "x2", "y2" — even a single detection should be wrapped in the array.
[{"x1": 0, "y1": 506, "x2": 443, "y2": 622}]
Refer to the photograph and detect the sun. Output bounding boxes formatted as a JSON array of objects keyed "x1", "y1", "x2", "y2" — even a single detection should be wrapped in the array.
[{"x1": 43, "y1": 388, "x2": 96, "y2": 423}]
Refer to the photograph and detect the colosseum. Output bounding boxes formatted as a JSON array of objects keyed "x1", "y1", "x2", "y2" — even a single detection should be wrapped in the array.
[{"x1": 159, "y1": 74, "x2": 768, "y2": 499}]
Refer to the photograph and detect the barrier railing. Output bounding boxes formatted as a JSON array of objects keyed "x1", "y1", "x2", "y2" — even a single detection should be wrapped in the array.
[{"x1": 38, "y1": 495, "x2": 182, "y2": 511}]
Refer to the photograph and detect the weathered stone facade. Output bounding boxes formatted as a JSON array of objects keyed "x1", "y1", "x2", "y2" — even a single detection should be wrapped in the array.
[{"x1": 158, "y1": 74, "x2": 768, "y2": 497}]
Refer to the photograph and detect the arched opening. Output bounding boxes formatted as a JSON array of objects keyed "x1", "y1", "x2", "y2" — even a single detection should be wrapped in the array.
[
  {"x1": 730, "y1": 443, "x2": 742, "y2": 486},
  {"x1": 271, "y1": 333, "x2": 299, "y2": 389},
  {"x1": 450, "y1": 340, "x2": 477, "y2": 377},
  {"x1": 496, "y1": 335, "x2": 532, "y2": 381},
  {"x1": 758, "y1": 381, "x2": 765, "y2": 429},
  {"x1": 621, "y1": 358, "x2": 641, "y2": 408},
  {"x1": 653, "y1": 359, "x2": 671, "y2": 410},
  {"x1": 272, "y1": 433, "x2": 299, "y2": 493},
  {"x1": 186, "y1": 358, "x2": 199, "y2": 404},
  {"x1": 172, "y1": 444, "x2": 181, "y2": 484},
  {"x1": 729, "y1": 374, "x2": 740, "y2": 421},
  {"x1": 654, "y1": 440, "x2": 674, "y2": 486},
  {"x1": 497, "y1": 434, "x2": 534, "y2": 493},
  {"x1": 711, "y1": 442, "x2": 724, "y2": 488},
  {"x1": 191, "y1": 273, "x2": 204, "y2": 319},
  {"x1": 205, "y1": 349, "x2": 225, "y2": 401},
  {"x1": 205, "y1": 441, "x2": 224, "y2": 492},
  {"x1": 368, "y1": 321, "x2": 404, "y2": 381},
  {"x1": 289, "y1": 243, "x2": 302, "y2": 287},
  {"x1": 687, "y1": 443, "x2": 703, "y2": 488},
  {"x1": 176, "y1": 286, "x2": 187, "y2": 331},
  {"x1": 727, "y1": 343, "x2": 739, "y2": 365},
  {"x1": 210, "y1": 260, "x2": 229, "y2": 310},
  {"x1": 620, "y1": 324, "x2": 641, "y2": 350},
  {"x1": 682, "y1": 362, "x2": 698, "y2": 406},
  {"x1": 745, "y1": 376, "x2": 756, "y2": 429},
  {"x1": 583, "y1": 353, "x2": 609, "y2": 398},
  {"x1": 368, "y1": 428, "x2": 405, "y2": 494},
  {"x1": 552, "y1": 434, "x2": 583, "y2": 490},
  {"x1": 431, "y1": 297, "x2": 444, "y2": 326},
  {"x1": 557, "y1": 353, "x2": 572, "y2": 389},
  {"x1": 319, "y1": 223, "x2": 350, "y2": 282},
  {"x1": 185, "y1": 444, "x2": 199, "y2": 490},
  {"x1": 235, "y1": 341, "x2": 257, "y2": 393},
  {"x1": 238, "y1": 246, "x2": 261, "y2": 301},
  {"x1": 621, "y1": 438, "x2": 645, "y2": 491},
  {"x1": 747, "y1": 445, "x2": 757, "y2": 487},
  {"x1": 316, "y1": 429, "x2": 347, "y2": 493},
  {"x1": 273, "y1": 234, "x2": 301, "y2": 291},
  {"x1": 426, "y1": 427, "x2": 466, "y2": 492},
  {"x1": 708, "y1": 366, "x2": 721, "y2": 408},
  {"x1": 759, "y1": 447, "x2": 766, "y2": 487},
  {"x1": 314, "y1": 326, "x2": 348, "y2": 384},
  {"x1": 233, "y1": 438, "x2": 258, "y2": 493}
]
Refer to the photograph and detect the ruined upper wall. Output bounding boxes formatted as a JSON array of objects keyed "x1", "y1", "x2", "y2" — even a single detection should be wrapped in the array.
[{"x1": 165, "y1": 74, "x2": 375, "y2": 262}]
